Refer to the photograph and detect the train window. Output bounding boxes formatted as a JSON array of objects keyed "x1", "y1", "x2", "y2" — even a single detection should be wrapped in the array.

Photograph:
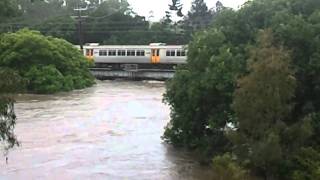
[
  {"x1": 171, "y1": 50, "x2": 175, "y2": 56},
  {"x1": 166, "y1": 50, "x2": 175, "y2": 56},
  {"x1": 177, "y1": 50, "x2": 186, "y2": 56},
  {"x1": 127, "y1": 50, "x2": 135, "y2": 56},
  {"x1": 99, "y1": 50, "x2": 107, "y2": 56},
  {"x1": 136, "y1": 50, "x2": 145, "y2": 56},
  {"x1": 117, "y1": 50, "x2": 126, "y2": 56},
  {"x1": 177, "y1": 50, "x2": 181, "y2": 56},
  {"x1": 108, "y1": 50, "x2": 116, "y2": 56}
]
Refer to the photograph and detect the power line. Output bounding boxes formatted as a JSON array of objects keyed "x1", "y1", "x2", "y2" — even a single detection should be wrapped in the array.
[
  {"x1": 0, "y1": 21, "x2": 210, "y2": 26},
  {"x1": 73, "y1": 7, "x2": 87, "y2": 50},
  {"x1": 0, "y1": 27, "x2": 190, "y2": 34}
]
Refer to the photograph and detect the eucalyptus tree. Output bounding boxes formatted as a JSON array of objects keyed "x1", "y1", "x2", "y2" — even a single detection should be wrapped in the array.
[{"x1": 184, "y1": 0, "x2": 214, "y2": 31}]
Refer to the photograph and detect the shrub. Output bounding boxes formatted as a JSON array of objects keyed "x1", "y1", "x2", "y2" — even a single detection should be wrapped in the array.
[
  {"x1": 212, "y1": 153, "x2": 249, "y2": 180},
  {"x1": 0, "y1": 29, "x2": 95, "y2": 93}
]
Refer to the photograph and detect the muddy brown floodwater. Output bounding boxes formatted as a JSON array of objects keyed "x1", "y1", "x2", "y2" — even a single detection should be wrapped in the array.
[{"x1": 0, "y1": 80, "x2": 215, "y2": 180}]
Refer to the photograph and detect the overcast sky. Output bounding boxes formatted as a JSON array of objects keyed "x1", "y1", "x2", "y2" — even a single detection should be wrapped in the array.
[{"x1": 127, "y1": 0, "x2": 248, "y2": 21}]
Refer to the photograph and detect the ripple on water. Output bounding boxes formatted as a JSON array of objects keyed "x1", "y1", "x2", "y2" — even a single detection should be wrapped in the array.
[{"x1": 1, "y1": 81, "x2": 216, "y2": 180}]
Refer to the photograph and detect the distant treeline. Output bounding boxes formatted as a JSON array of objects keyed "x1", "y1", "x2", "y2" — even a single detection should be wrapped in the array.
[{"x1": 0, "y1": 0, "x2": 223, "y2": 45}]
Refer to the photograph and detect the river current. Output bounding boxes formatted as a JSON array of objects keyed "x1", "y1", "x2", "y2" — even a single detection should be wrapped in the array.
[{"x1": 0, "y1": 81, "x2": 214, "y2": 180}]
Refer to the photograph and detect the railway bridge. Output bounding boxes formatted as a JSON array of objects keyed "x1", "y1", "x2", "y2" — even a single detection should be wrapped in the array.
[
  {"x1": 83, "y1": 43, "x2": 187, "y2": 80},
  {"x1": 90, "y1": 68, "x2": 175, "y2": 80}
]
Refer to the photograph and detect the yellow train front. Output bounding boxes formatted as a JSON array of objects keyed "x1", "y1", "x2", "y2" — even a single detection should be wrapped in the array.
[{"x1": 82, "y1": 43, "x2": 187, "y2": 71}]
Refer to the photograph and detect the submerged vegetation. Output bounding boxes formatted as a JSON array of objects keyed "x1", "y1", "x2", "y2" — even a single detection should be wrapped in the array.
[
  {"x1": 0, "y1": 68, "x2": 24, "y2": 152},
  {"x1": 0, "y1": 29, "x2": 95, "y2": 94},
  {"x1": 163, "y1": 0, "x2": 320, "y2": 179}
]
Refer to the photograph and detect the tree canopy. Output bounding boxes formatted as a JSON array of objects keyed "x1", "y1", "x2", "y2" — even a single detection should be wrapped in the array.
[
  {"x1": 184, "y1": 0, "x2": 215, "y2": 31},
  {"x1": 0, "y1": 0, "x2": 222, "y2": 45},
  {"x1": 0, "y1": 29, "x2": 95, "y2": 94},
  {"x1": 163, "y1": 0, "x2": 320, "y2": 179},
  {"x1": 0, "y1": 0, "x2": 20, "y2": 23}
]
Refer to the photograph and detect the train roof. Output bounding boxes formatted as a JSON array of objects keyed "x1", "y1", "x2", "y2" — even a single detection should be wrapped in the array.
[{"x1": 83, "y1": 44, "x2": 186, "y2": 49}]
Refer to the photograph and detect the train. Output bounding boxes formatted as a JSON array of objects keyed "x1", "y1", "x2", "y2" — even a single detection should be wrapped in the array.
[{"x1": 82, "y1": 43, "x2": 187, "y2": 71}]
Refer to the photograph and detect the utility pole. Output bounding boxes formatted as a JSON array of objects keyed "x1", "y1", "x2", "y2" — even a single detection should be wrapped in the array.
[{"x1": 73, "y1": 6, "x2": 87, "y2": 50}]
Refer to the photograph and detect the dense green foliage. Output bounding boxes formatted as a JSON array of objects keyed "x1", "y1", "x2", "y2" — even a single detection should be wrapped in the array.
[
  {"x1": 0, "y1": 29, "x2": 95, "y2": 94},
  {"x1": 0, "y1": 0, "x2": 220, "y2": 45},
  {"x1": 231, "y1": 30, "x2": 308, "y2": 179},
  {"x1": 212, "y1": 153, "x2": 250, "y2": 180},
  {"x1": 163, "y1": 0, "x2": 320, "y2": 179},
  {"x1": 0, "y1": 0, "x2": 20, "y2": 22}
]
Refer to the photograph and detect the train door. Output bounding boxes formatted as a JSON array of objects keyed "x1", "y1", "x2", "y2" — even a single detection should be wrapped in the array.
[
  {"x1": 151, "y1": 49, "x2": 160, "y2": 63},
  {"x1": 85, "y1": 48, "x2": 94, "y2": 61}
]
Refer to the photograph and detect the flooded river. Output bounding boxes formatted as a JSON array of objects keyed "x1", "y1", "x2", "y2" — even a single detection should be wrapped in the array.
[{"x1": 0, "y1": 81, "x2": 214, "y2": 179}]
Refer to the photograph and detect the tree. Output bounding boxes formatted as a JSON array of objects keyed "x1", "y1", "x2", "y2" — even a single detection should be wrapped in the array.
[
  {"x1": 15, "y1": 0, "x2": 66, "y2": 25},
  {"x1": 184, "y1": 0, "x2": 214, "y2": 31},
  {"x1": 230, "y1": 30, "x2": 301, "y2": 178},
  {"x1": 215, "y1": 1, "x2": 224, "y2": 12},
  {"x1": 163, "y1": 28, "x2": 244, "y2": 158},
  {"x1": 81, "y1": 0, "x2": 152, "y2": 44},
  {"x1": 0, "y1": 0, "x2": 20, "y2": 23},
  {"x1": 0, "y1": 29, "x2": 95, "y2": 93},
  {"x1": 149, "y1": 22, "x2": 187, "y2": 44},
  {"x1": 0, "y1": 68, "x2": 24, "y2": 152},
  {"x1": 34, "y1": 16, "x2": 77, "y2": 44},
  {"x1": 163, "y1": 11, "x2": 173, "y2": 25},
  {"x1": 163, "y1": 0, "x2": 320, "y2": 178},
  {"x1": 169, "y1": 0, "x2": 183, "y2": 17}
]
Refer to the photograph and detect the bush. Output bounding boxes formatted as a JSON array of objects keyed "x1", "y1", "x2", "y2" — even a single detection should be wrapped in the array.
[
  {"x1": 0, "y1": 29, "x2": 95, "y2": 93},
  {"x1": 25, "y1": 65, "x2": 64, "y2": 94},
  {"x1": 290, "y1": 147, "x2": 320, "y2": 180},
  {"x1": 212, "y1": 153, "x2": 249, "y2": 180},
  {"x1": 163, "y1": 29, "x2": 242, "y2": 158}
]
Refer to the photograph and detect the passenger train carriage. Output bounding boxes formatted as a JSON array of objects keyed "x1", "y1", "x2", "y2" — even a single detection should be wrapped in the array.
[{"x1": 83, "y1": 43, "x2": 187, "y2": 71}]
